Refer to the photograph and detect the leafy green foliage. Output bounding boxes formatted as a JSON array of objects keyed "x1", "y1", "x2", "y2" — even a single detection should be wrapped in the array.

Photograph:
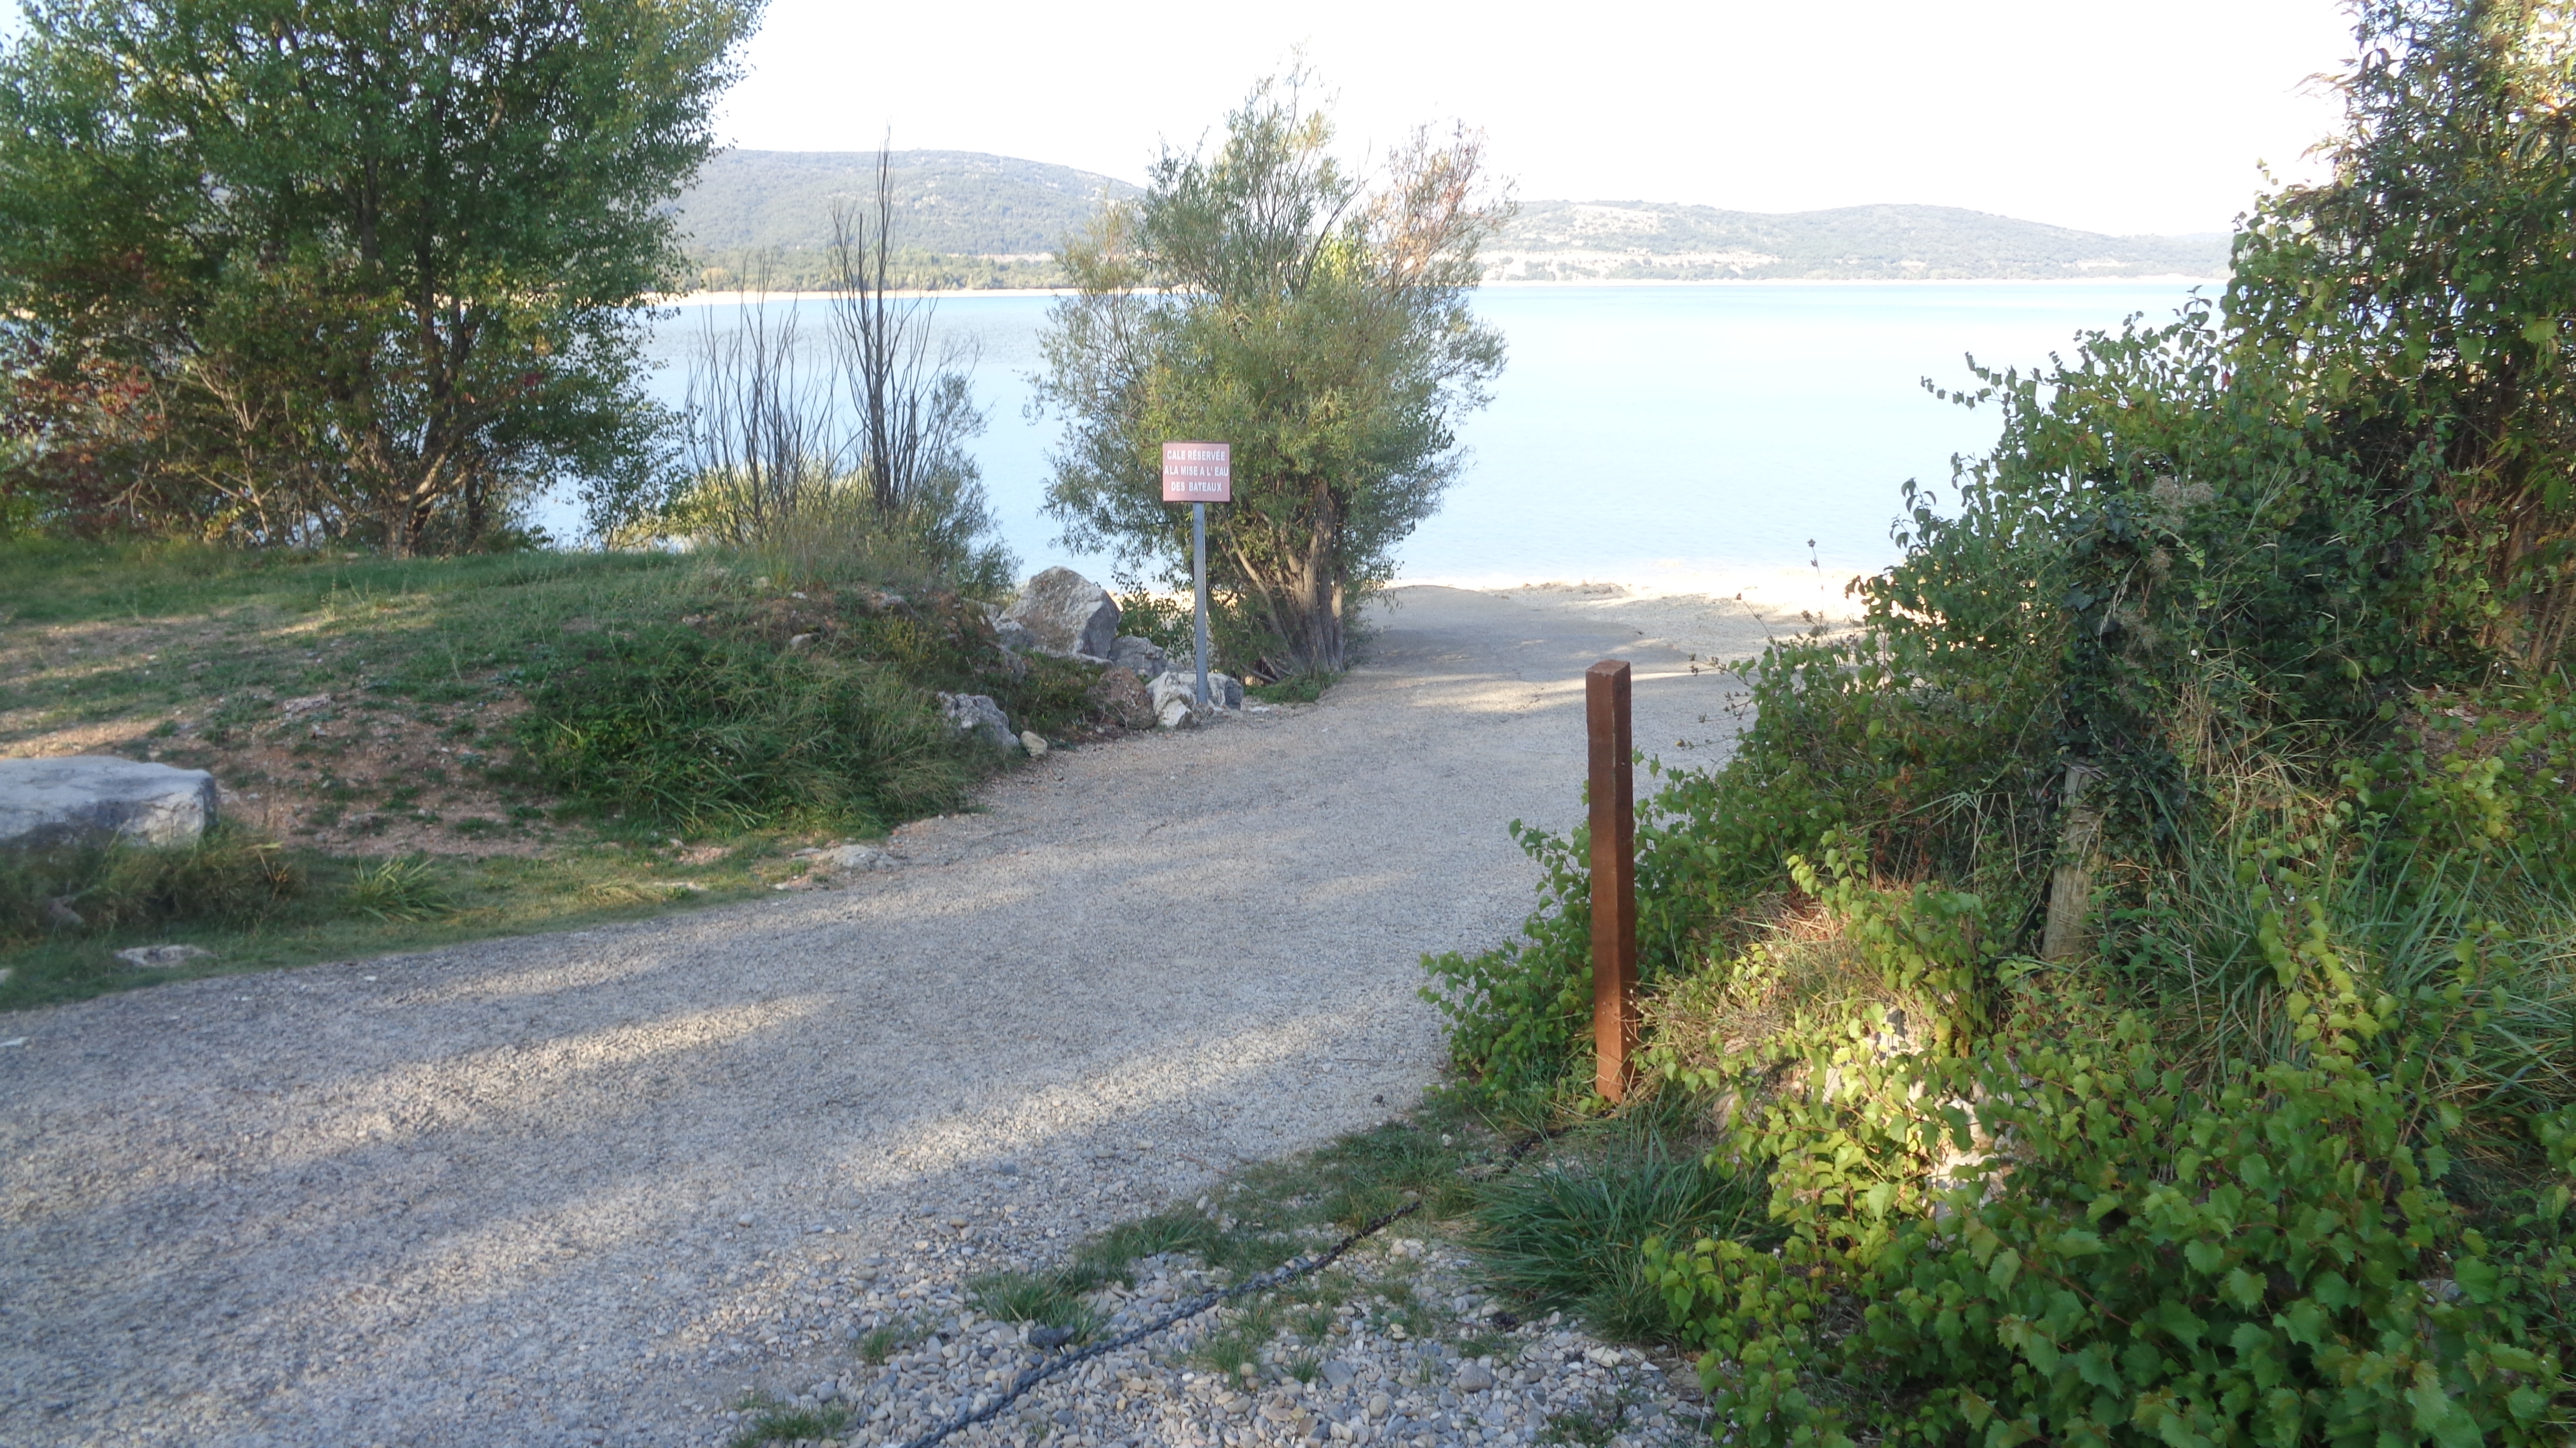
[
  {"x1": 1422, "y1": 770, "x2": 1771, "y2": 1102},
  {"x1": 1434, "y1": 9, "x2": 2576, "y2": 1443},
  {"x1": 0, "y1": 0, "x2": 754, "y2": 550},
  {"x1": 2229, "y1": 0, "x2": 2576, "y2": 671},
  {"x1": 1036, "y1": 71, "x2": 1507, "y2": 673},
  {"x1": 1651, "y1": 993, "x2": 2576, "y2": 1447}
]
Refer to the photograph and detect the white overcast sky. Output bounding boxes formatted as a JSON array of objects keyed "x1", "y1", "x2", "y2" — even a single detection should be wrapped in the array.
[{"x1": 724, "y1": 0, "x2": 2356, "y2": 237}]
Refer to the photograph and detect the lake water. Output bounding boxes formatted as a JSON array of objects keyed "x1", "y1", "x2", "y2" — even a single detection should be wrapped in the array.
[{"x1": 596, "y1": 281, "x2": 2215, "y2": 587}]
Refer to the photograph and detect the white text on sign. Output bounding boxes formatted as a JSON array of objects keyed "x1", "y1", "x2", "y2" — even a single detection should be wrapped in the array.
[{"x1": 1160, "y1": 440, "x2": 1232, "y2": 504}]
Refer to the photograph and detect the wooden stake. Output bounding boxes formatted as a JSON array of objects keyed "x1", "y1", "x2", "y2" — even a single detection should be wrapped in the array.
[{"x1": 1587, "y1": 659, "x2": 1639, "y2": 1102}]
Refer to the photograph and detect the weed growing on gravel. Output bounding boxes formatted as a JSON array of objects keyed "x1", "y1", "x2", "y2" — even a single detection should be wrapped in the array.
[
  {"x1": 726, "y1": 1396, "x2": 852, "y2": 1448},
  {"x1": 855, "y1": 1316, "x2": 932, "y2": 1366},
  {"x1": 1467, "y1": 1107, "x2": 1775, "y2": 1346},
  {"x1": 966, "y1": 1270, "x2": 1104, "y2": 1340},
  {"x1": 1538, "y1": 1388, "x2": 1639, "y2": 1448}
]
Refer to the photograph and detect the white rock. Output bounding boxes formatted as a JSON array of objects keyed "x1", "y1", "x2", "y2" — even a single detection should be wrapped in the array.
[
  {"x1": 1146, "y1": 670, "x2": 1244, "y2": 728},
  {"x1": 822, "y1": 844, "x2": 894, "y2": 872},
  {"x1": 0, "y1": 756, "x2": 220, "y2": 848},
  {"x1": 1106, "y1": 636, "x2": 1168, "y2": 680},
  {"x1": 1020, "y1": 732, "x2": 1049, "y2": 758},
  {"x1": 936, "y1": 694, "x2": 1016, "y2": 752},
  {"x1": 114, "y1": 944, "x2": 218, "y2": 969},
  {"x1": 1003, "y1": 568, "x2": 1120, "y2": 658}
]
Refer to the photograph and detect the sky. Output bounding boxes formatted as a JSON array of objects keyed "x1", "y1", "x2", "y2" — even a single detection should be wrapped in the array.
[{"x1": 721, "y1": 0, "x2": 2356, "y2": 238}]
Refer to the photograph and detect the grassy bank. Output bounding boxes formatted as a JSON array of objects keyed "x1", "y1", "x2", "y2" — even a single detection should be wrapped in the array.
[{"x1": 0, "y1": 538, "x2": 1119, "y2": 1010}]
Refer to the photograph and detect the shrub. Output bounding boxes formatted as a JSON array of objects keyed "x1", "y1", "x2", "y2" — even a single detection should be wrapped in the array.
[{"x1": 1652, "y1": 996, "x2": 2576, "y2": 1446}]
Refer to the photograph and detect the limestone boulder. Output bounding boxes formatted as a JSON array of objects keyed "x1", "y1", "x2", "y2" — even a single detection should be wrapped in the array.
[
  {"x1": 936, "y1": 692, "x2": 1018, "y2": 752},
  {"x1": 1146, "y1": 670, "x2": 1244, "y2": 728},
  {"x1": 1105, "y1": 635, "x2": 1168, "y2": 680},
  {"x1": 1003, "y1": 568, "x2": 1120, "y2": 658},
  {"x1": 1084, "y1": 667, "x2": 1156, "y2": 732},
  {"x1": 116, "y1": 944, "x2": 218, "y2": 969},
  {"x1": 0, "y1": 756, "x2": 220, "y2": 849}
]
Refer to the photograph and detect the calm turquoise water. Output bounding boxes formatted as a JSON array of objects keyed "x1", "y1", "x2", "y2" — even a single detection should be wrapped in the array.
[{"x1": 610, "y1": 282, "x2": 2212, "y2": 584}]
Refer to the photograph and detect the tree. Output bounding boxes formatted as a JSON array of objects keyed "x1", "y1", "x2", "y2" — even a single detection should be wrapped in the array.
[
  {"x1": 1034, "y1": 74, "x2": 1507, "y2": 675},
  {"x1": 0, "y1": 0, "x2": 759, "y2": 552},
  {"x1": 2230, "y1": 0, "x2": 2576, "y2": 667},
  {"x1": 629, "y1": 146, "x2": 1014, "y2": 593}
]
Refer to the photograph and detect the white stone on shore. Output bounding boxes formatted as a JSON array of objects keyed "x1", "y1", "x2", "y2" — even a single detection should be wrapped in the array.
[{"x1": 0, "y1": 756, "x2": 220, "y2": 849}]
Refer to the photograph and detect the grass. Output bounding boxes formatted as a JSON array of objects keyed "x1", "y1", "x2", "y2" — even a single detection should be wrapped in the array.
[
  {"x1": 1467, "y1": 1101, "x2": 1776, "y2": 1346},
  {"x1": 727, "y1": 1395, "x2": 854, "y2": 1448},
  {"x1": 1248, "y1": 669, "x2": 1338, "y2": 705},
  {"x1": 962, "y1": 1091, "x2": 1497, "y2": 1380},
  {"x1": 854, "y1": 1315, "x2": 934, "y2": 1365},
  {"x1": 0, "y1": 834, "x2": 788, "y2": 1010},
  {"x1": 0, "y1": 536, "x2": 1138, "y2": 1010}
]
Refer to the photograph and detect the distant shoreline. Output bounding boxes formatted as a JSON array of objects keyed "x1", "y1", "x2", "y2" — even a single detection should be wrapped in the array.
[{"x1": 661, "y1": 274, "x2": 2226, "y2": 306}]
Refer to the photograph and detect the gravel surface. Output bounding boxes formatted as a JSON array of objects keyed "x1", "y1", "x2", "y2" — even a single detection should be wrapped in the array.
[
  {"x1": 0, "y1": 586, "x2": 1767, "y2": 1448},
  {"x1": 744, "y1": 1234, "x2": 1706, "y2": 1448}
]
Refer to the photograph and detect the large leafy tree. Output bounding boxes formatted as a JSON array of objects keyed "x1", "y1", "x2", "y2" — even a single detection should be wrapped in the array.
[
  {"x1": 2231, "y1": 0, "x2": 2576, "y2": 667},
  {"x1": 0, "y1": 0, "x2": 758, "y2": 552},
  {"x1": 1035, "y1": 75, "x2": 1507, "y2": 674}
]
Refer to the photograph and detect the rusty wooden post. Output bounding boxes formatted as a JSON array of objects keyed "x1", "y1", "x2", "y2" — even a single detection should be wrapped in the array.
[{"x1": 1586, "y1": 659, "x2": 1639, "y2": 1101}]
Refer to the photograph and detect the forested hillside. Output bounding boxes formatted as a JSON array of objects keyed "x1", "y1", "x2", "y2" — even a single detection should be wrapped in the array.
[{"x1": 676, "y1": 149, "x2": 1138, "y2": 290}]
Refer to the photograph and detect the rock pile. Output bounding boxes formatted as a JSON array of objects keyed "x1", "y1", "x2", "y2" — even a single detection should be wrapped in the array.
[
  {"x1": 990, "y1": 568, "x2": 1250, "y2": 733},
  {"x1": 1146, "y1": 669, "x2": 1246, "y2": 730}
]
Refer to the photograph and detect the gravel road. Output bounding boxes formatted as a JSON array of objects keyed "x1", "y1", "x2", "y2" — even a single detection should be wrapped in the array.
[{"x1": 0, "y1": 585, "x2": 1774, "y2": 1448}]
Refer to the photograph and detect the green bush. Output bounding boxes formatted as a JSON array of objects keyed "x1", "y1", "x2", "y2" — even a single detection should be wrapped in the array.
[
  {"x1": 1422, "y1": 770, "x2": 1774, "y2": 1102},
  {"x1": 1651, "y1": 998, "x2": 2576, "y2": 1447},
  {"x1": 516, "y1": 623, "x2": 978, "y2": 834}
]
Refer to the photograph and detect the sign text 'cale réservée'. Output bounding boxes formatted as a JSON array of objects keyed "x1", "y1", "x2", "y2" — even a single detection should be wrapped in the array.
[{"x1": 1160, "y1": 442, "x2": 1232, "y2": 503}]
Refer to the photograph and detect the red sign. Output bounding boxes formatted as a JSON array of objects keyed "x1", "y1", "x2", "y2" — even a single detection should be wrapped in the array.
[{"x1": 1161, "y1": 441, "x2": 1232, "y2": 502}]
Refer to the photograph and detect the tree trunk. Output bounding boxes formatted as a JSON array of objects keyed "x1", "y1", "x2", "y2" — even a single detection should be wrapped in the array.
[{"x1": 2040, "y1": 762, "x2": 2104, "y2": 962}]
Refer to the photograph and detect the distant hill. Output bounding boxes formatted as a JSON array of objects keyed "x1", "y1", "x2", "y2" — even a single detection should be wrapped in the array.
[
  {"x1": 1488, "y1": 200, "x2": 2228, "y2": 282},
  {"x1": 672, "y1": 150, "x2": 2227, "y2": 290},
  {"x1": 674, "y1": 150, "x2": 1138, "y2": 291}
]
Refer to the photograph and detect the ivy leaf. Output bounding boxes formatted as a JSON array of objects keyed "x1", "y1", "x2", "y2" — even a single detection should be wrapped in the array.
[
  {"x1": 2184, "y1": 1238, "x2": 2226, "y2": 1274},
  {"x1": 1989, "y1": 1248, "x2": 2022, "y2": 1292},
  {"x1": 2222, "y1": 1267, "x2": 2265, "y2": 1310},
  {"x1": 2452, "y1": 1256, "x2": 2498, "y2": 1303}
]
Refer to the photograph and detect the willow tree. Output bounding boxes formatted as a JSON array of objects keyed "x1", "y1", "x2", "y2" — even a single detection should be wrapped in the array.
[{"x1": 1034, "y1": 75, "x2": 1507, "y2": 676}]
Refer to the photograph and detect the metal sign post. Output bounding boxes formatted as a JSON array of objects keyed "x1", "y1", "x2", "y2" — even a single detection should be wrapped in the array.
[
  {"x1": 1160, "y1": 442, "x2": 1232, "y2": 708},
  {"x1": 1586, "y1": 658, "x2": 1640, "y2": 1102}
]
